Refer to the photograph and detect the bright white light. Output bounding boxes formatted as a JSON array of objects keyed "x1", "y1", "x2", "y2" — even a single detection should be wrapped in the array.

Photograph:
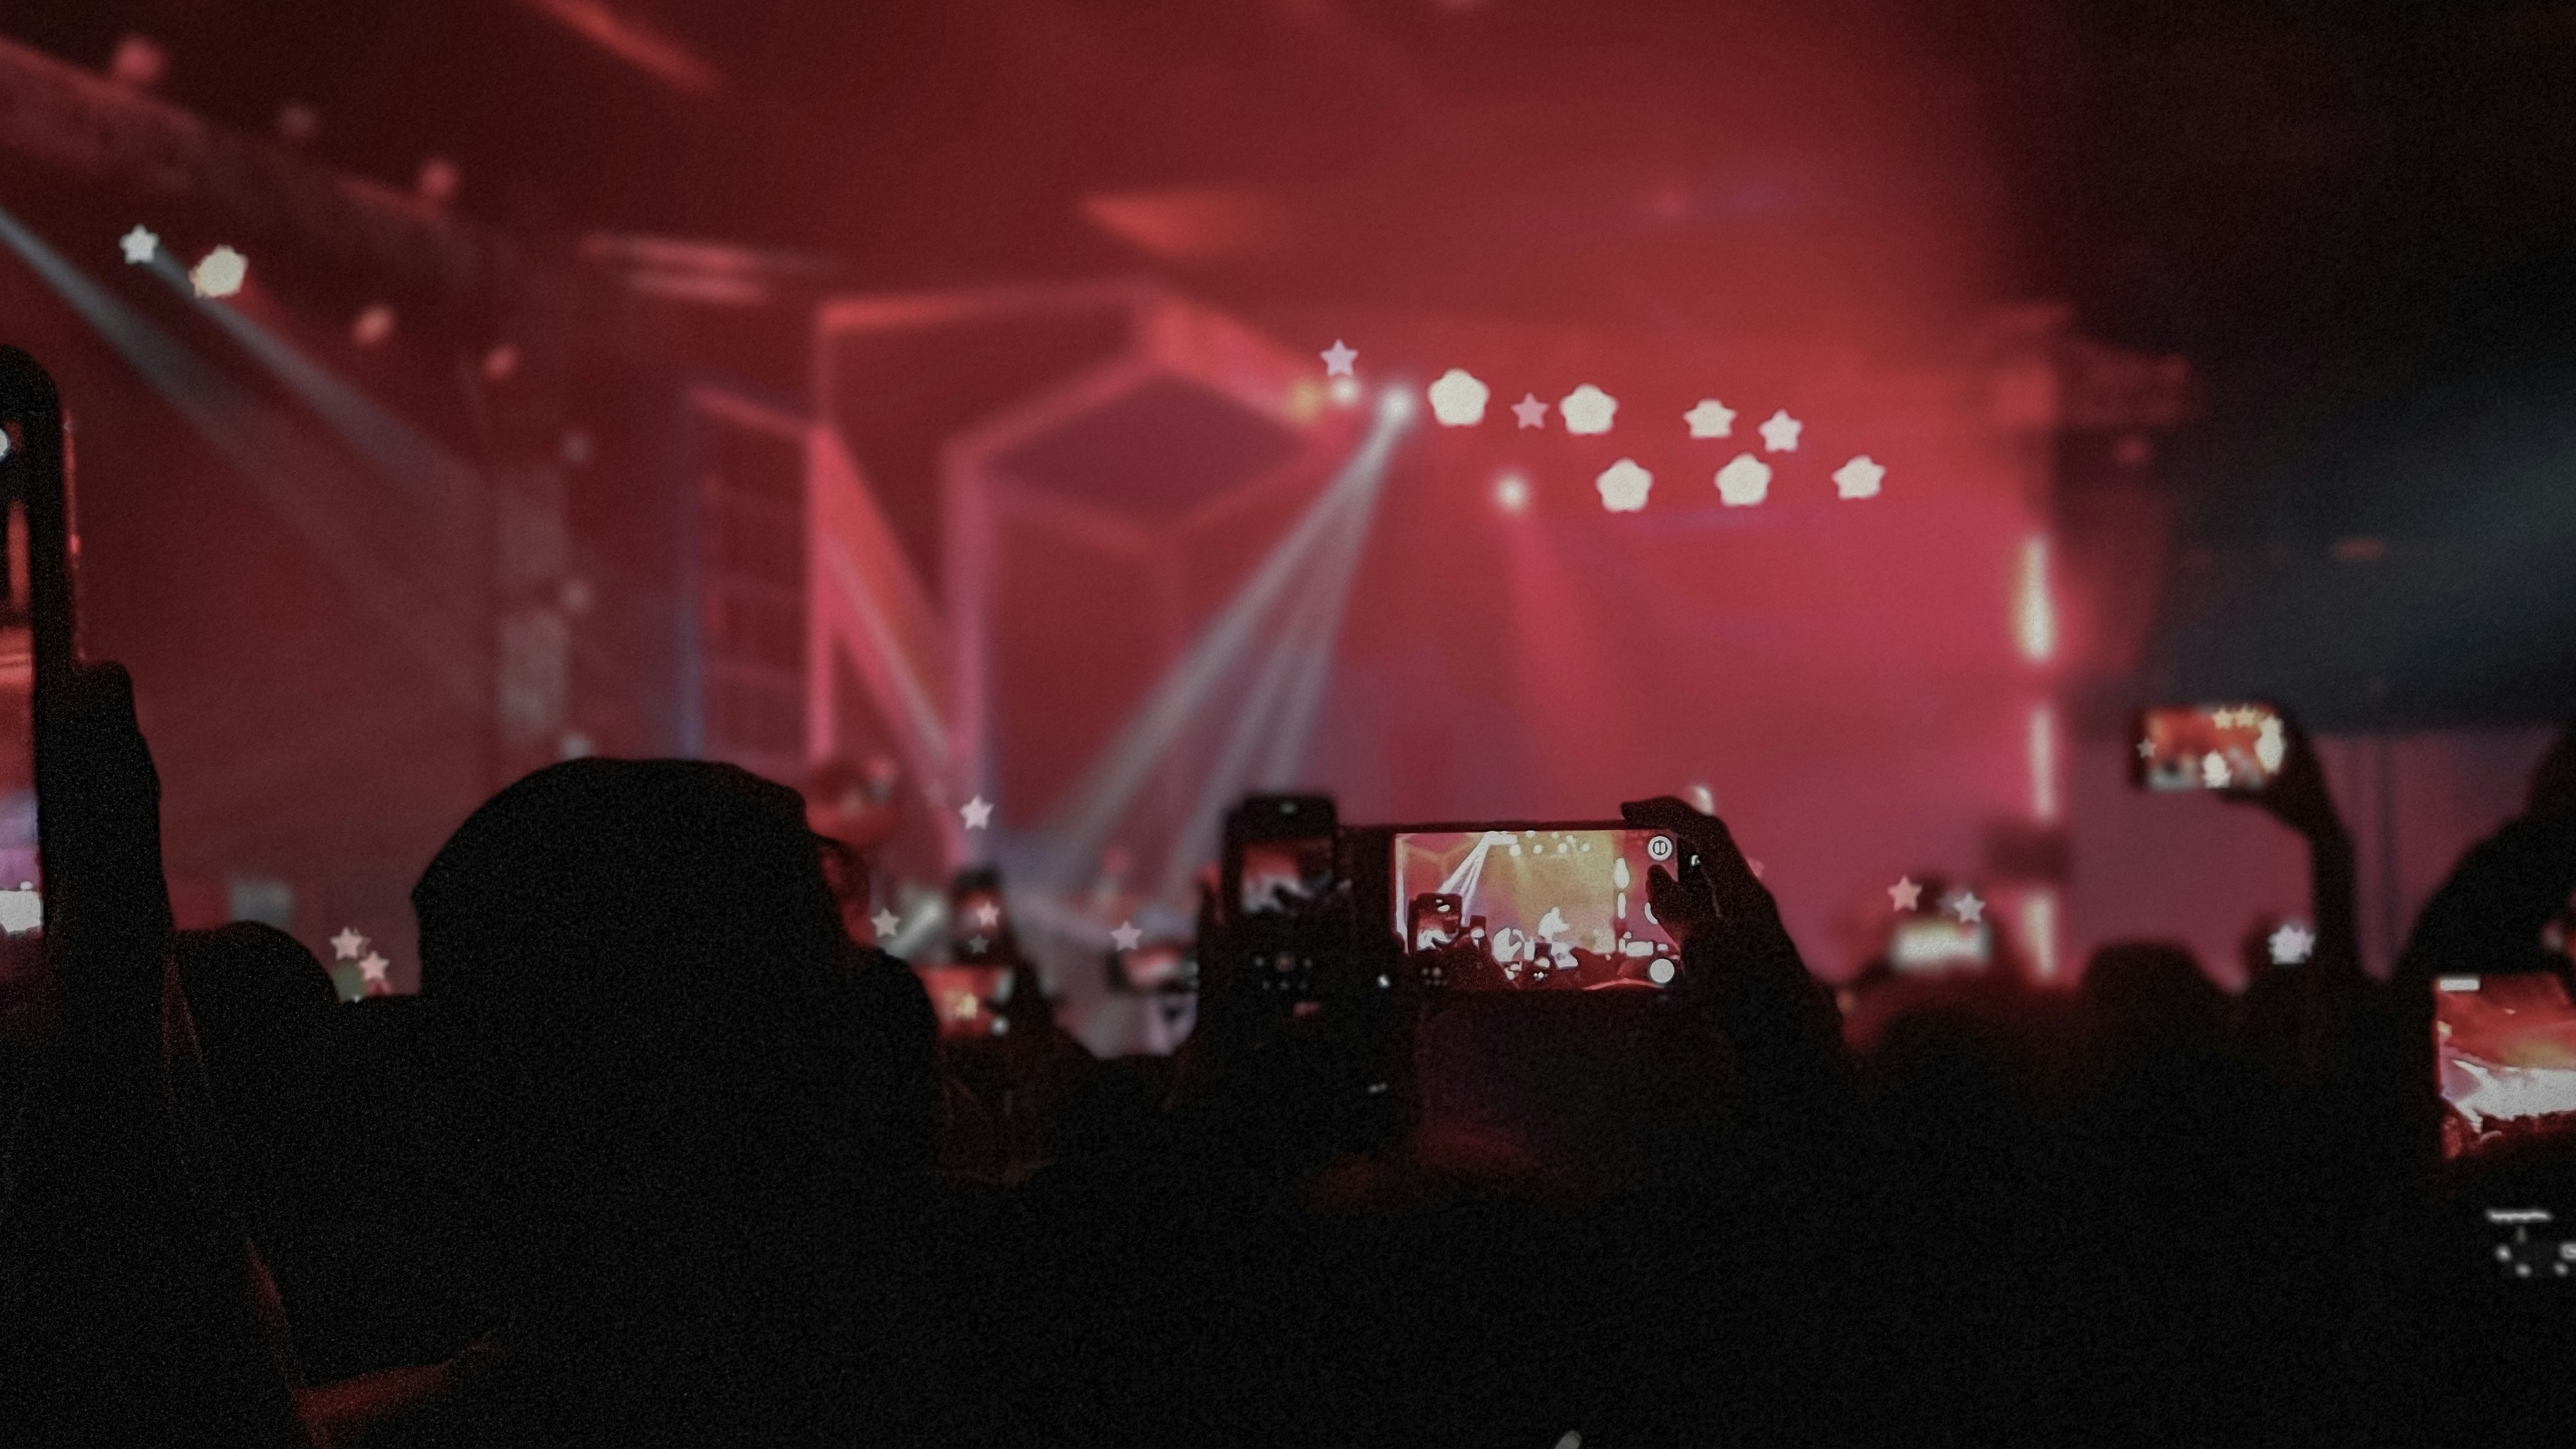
[
  {"x1": 1560, "y1": 384, "x2": 1618, "y2": 436},
  {"x1": 1715, "y1": 453, "x2": 1770, "y2": 507},
  {"x1": 0, "y1": 883, "x2": 38, "y2": 935},
  {"x1": 1833, "y1": 455, "x2": 1885, "y2": 500},
  {"x1": 1493, "y1": 472, "x2": 1529, "y2": 512},
  {"x1": 2015, "y1": 534, "x2": 2055, "y2": 663},
  {"x1": 1595, "y1": 457, "x2": 1651, "y2": 512},
  {"x1": 1427, "y1": 368, "x2": 1490, "y2": 426},
  {"x1": 190, "y1": 246, "x2": 248, "y2": 299},
  {"x1": 1647, "y1": 958, "x2": 1676, "y2": 985},
  {"x1": 1377, "y1": 384, "x2": 1416, "y2": 423},
  {"x1": 2022, "y1": 890, "x2": 2058, "y2": 982},
  {"x1": 2269, "y1": 921, "x2": 2314, "y2": 965},
  {"x1": 2028, "y1": 702, "x2": 2058, "y2": 822},
  {"x1": 1328, "y1": 377, "x2": 1362, "y2": 407}
]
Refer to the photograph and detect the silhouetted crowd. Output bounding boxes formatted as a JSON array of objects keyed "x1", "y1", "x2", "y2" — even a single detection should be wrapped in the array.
[{"x1": 5, "y1": 662, "x2": 2576, "y2": 1448}]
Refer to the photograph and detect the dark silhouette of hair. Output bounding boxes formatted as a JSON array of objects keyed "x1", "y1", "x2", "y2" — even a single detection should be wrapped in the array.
[
  {"x1": 171, "y1": 923, "x2": 336, "y2": 1140},
  {"x1": 410, "y1": 757, "x2": 944, "y2": 1445}
]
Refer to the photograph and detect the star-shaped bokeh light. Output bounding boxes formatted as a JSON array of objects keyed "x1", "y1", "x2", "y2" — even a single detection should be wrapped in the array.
[
  {"x1": 1594, "y1": 458, "x2": 1652, "y2": 513},
  {"x1": 1889, "y1": 877, "x2": 1922, "y2": 912},
  {"x1": 1320, "y1": 340, "x2": 1357, "y2": 377},
  {"x1": 1512, "y1": 393, "x2": 1548, "y2": 429},
  {"x1": 357, "y1": 952, "x2": 391, "y2": 994},
  {"x1": 960, "y1": 796, "x2": 994, "y2": 830},
  {"x1": 1559, "y1": 384, "x2": 1618, "y2": 436},
  {"x1": 1833, "y1": 455, "x2": 1885, "y2": 500},
  {"x1": 973, "y1": 900, "x2": 1002, "y2": 929},
  {"x1": 1112, "y1": 921, "x2": 1144, "y2": 951},
  {"x1": 1757, "y1": 409, "x2": 1802, "y2": 452},
  {"x1": 331, "y1": 927, "x2": 366, "y2": 960},
  {"x1": 190, "y1": 245, "x2": 248, "y2": 299},
  {"x1": 1427, "y1": 368, "x2": 1490, "y2": 427},
  {"x1": 1684, "y1": 399, "x2": 1737, "y2": 439},
  {"x1": 871, "y1": 908, "x2": 901, "y2": 940},
  {"x1": 118, "y1": 225, "x2": 158, "y2": 265},
  {"x1": 1950, "y1": 891, "x2": 1985, "y2": 925}
]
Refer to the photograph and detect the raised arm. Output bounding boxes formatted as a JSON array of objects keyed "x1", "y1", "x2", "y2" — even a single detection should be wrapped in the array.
[
  {"x1": 2223, "y1": 715, "x2": 2365, "y2": 1077},
  {"x1": 0, "y1": 664, "x2": 310, "y2": 1446},
  {"x1": 1622, "y1": 795, "x2": 1844, "y2": 1085}
]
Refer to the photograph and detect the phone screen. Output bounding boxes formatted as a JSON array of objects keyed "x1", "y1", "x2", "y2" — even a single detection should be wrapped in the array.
[
  {"x1": 919, "y1": 964, "x2": 1013, "y2": 1041},
  {"x1": 2435, "y1": 972, "x2": 2576, "y2": 1160},
  {"x1": 1892, "y1": 916, "x2": 1990, "y2": 972},
  {"x1": 1390, "y1": 826, "x2": 1681, "y2": 990},
  {"x1": 2132, "y1": 703, "x2": 2287, "y2": 792}
]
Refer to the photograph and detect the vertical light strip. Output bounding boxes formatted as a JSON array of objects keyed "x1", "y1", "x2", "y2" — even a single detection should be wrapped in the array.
[
  {"x1": 2015, "y1": 533, "x2": 2055, "y2": 663},
  {"x1": 2022, "y1": 889, "x2": 2058, "y2": 983},
  {"x1": 2028, "y1": 701, "x2": 2059, "y2": 823}
]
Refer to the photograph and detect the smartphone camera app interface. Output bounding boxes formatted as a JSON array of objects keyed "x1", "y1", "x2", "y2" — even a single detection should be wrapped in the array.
[
  {"x1": 1393, "y1": 828, "x2": 1681, "y2": 990},
  {"x1": 2482, "y1": 1207, "x2": 2576, "y2": 1284},
  {"x1": 2134, "y1": 703, "x2": 2288, "y2": 792},
  {"x1": 2436, "y1": 973, "x2": 2576, "y2": 1160}
]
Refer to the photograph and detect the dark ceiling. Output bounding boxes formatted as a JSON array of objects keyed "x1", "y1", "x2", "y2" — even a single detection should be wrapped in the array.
[{"x1": 8, "y1": 0, "x2": 2575, "y2": 724}]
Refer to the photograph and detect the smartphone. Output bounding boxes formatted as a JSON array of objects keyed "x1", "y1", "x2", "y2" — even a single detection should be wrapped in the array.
[
  {"x1": 1225, "y1": 795, "x2": 1338, "y2": 920},
  {"x1": 1892, "y1": 916, "x2": 1991, "y2": 973},
  {"x1": 2479, "y1": 1206, "x2": 2576, "y2": 1285},
  {"x1": 918, "y1": 964, "x2": 1015, "y2": 1041},
  {"x1": 947, "y1": 866, "x2": 1010, "y2": 964},
  {"x1": 1387, "y1": 824, "x2": 1682, "y2": 990},
  {"x1": 1220, "y1": 794, "x2": 1340, "y2": 1004},
  {"x1": 2131, "y1": 703, "x2": 2288, "y2": 792},
  {"x1": 2434, "y1": 970, "x2": 2576, "y2": 1161},
  {"x1": 0, "y1": 350, "x2": 74, "y2": 966}
]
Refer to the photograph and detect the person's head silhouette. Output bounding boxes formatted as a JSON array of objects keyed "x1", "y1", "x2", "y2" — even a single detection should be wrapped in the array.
[{"x1": 411, "y1": 758, "x2": 930, "y2": 1438}]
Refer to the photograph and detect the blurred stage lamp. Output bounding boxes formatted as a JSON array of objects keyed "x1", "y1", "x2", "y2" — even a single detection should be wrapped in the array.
[
  {"x1": 1493, "y1": 471, "x2": 1530, "y2": 514},
  {"x1": 1329, "y1": 376, "x2": 1362, "y2": 408},
  {"x1": 350, "y1": 303, "x2": 396, "y2": 348},
  {"x1": 109, "y1": 34, "x2": 168, "y2": 90}
]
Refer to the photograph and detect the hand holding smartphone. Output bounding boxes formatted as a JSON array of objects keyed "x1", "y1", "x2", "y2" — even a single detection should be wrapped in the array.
[
  {"x1": 1388, "y1": 824, "x2": 1681, "y2": 990},
  {"x1": 2130, "y1": 703, "x2": 2290, "y2": 793}
]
